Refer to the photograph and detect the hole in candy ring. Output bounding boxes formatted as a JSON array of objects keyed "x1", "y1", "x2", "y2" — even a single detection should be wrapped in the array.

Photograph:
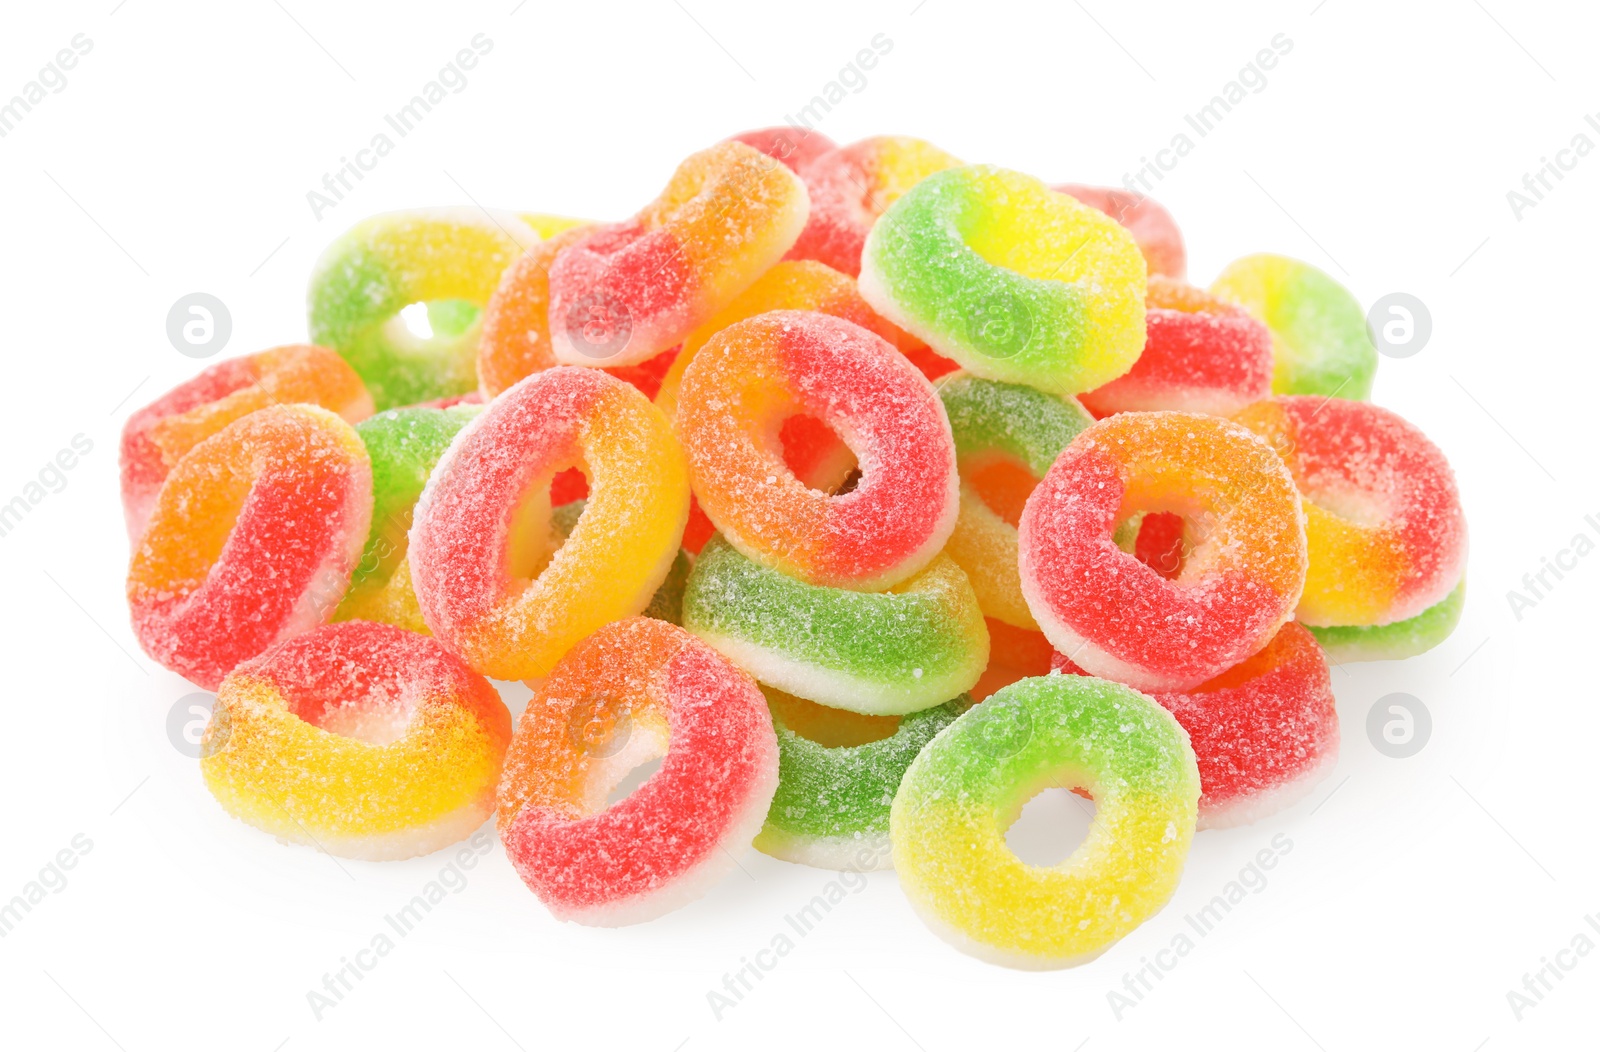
[
  {"x1": 565, "y1": 691, "x2": 634, "y2": 758},
  {"x1": 1004, "y1": 786, "x2": 1098, "y2": 868},
  {"x1": 562, "y1": 288, "x2": 634, "y2": 361},
  {"x1": 605, "y1": 755, "x2": 664, "y2": 806},
  {"x1": 966, "y1": 290, "x2": 1034, "y2": 360}
]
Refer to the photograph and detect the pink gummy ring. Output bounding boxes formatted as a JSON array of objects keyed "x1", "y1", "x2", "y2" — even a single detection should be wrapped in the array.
[
  {"x1": 496, "y1": 617, "x2": 778, "y2": 925},
  {"x1": 1053, "y1": 621, "x2": 1338, "y2": 827}
]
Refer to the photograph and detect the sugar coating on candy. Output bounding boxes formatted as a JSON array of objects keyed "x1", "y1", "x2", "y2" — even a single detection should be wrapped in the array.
[
  {"x1": 938, "y1": 373, "x2": 1094, "y2": 629},
  {"x1": 476, "y1": 224, "x2": 688, "y2": 400},
  {"x1": 201, "y1": 621, "x2": 511, "y2": 860},
  {"x1": 128, "y1": 404, "x2": 373, "y2": 689},
  {"x1": 1233, "y1": 396, "x2": 1466, "y2": 627},
  {"x1": 409, "y1": 367, "x2": 689, "y2": 680},
  {"x1": 682, "y1": 537, "x2": 988, "y2": 715},
  {"x1": 890, "y1": 674, "x2": 1199, "y2": 969},
  {"x1": 860, "y1": 166, "x2": 1148, "y2": 395},
  {"x1": 1054, "y1": 622, "x2": 1338, "y2": 828},
  {"x1": 1080, "y1": 277, "x2": 1273, "y2": 418},
  {"x1": 551, "y1": 499, "x2": 693, "y2": 624},
  {"x1": 548, "y1": 142, "x2": 808, "y2": 367},
  {"x1": 1210, "y1": 253, "x2": 1378, "y2": 400},
  {"x1": 1018, "y1": 411, "x2": 1307, "y2": 692},
  {"x1": 726, "y1": 126, "x2": 838, "y2": 174},
  {"x1": 1054, "y1": 184, "x2": 1187, "y2": 279},
  {"x1": 756, "y1": 688, "x2": 968, "y2": 869},
  {"x1": 677, "y1": 310, "x2": 959, "y2": 591},
  {"x1": 477, "y1": 226, "x2": 592, "y2": 398},
  {"x1": 335, "y1": 405, "x2": 480, "y2": 633},
  {"x1": 496, "y1": 618, "x2": 778, "y2": 925},
  {"x1": 120, "y1": 345, "x2": 372, "y2": 542},
  {"x1": 655, "y1": 259, "x2": 929, "y2": 421},
  {"x1": 309, "y1": 208, "x2": 541, "y2": 409},
  {"x1": 785, "y1": 136, "x2": 964, "y2": 276},
  {"x1": 1307, "y1": 579, "x2": 1466, "y2": 662}
]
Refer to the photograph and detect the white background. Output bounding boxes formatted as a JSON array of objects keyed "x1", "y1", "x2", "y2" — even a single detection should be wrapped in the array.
[{"x1": 1, "y1": 1, "x2": 1594, "y2": 1049}]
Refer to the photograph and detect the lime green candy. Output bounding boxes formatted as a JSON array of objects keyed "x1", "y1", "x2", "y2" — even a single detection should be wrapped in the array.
[
  {"x1": 891, "y1": 674, "x2": 1199, "y2": 969},
  {"x1": 682, "y1": 536, "x2": 989, "y2": 715},
  {"x1": 1308, "y1": 579, "x2": 1465, "y2": 663},
  {"x1": 308, "y1": 208, "x2": 540, "y2": 409},
  {"x1": 551, "y1": 499, "x2": 693, "y2": 625},
  {"x1": 938, "y1": 371, "x2": 1095, "y2": 476},
  {"x1": 755, "y1": 691, "x2": 968, "y2": 870},
  {"x1": 335, "y1": 404, "x2": 480, "y2": 631},
  {"x1": 859, "y1": 165, "x2": 1147, "y2": 396},
  {"x1": 1210, "y1": 253, "x2": 1378, "y2": 400}
]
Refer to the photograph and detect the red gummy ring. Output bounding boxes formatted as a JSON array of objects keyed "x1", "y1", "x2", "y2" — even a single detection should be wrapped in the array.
[
  {"x1": 676, "y1": 310, "x2": 959, "y2": 591},
  {"x1": 497, "y1": 618, "x2": 778, "y2": 925},
  {"x1": 1080, "y1": 277, "x2": 1273, "y2": 418},
  {"x1": 1018, "y1": 412, "x2": 1306, "y2": 691},
  {"x1": 1054, "y1": 622, "x2": 1338, "y2": 827},
  {"x1": 120, "y1": 344, "x2": 371, "y2": 542},
  {"x1": 127, "y1": 404, "x2": 372, "y2": 689}
]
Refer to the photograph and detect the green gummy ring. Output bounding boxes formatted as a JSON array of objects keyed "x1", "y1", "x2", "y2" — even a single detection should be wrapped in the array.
[
  {"x1": 890, "y1": 674, "x2": 1200, "y2": 970},
  {"x1": 755, "y1": 694, "x2": 969, "y2": 870},
  {"x1": 938, "y1": 371, "x2": 1095, "y2": 476},
  {"x1": 682, "y1": 536, "x2": 990, "y2": 715},
  {"x1": 1307, "y1": 579, "x2": 1465, "y2": 664},
  {"x1": 552, "y1": 499, "x2": 693, "y2": 625},
  {"x1": 858, "y1": 165, "x2": 1146, "y2": 396}
]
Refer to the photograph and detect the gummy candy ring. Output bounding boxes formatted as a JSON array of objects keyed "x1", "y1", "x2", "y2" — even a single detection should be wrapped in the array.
[
  {"x1": 201, "y1": 621, "x2": 512, "y2": 860},
  {"x1": 1209, "y1": 253, "x2": 1378, "y2": 400},
  {"x1": 657, "y1": 259, "x2": 931, "y2": 495},
  {"x1": 938, "y1": 372, "x2": 1095, "y2": 630},
  {"x1": 890, "y1": 673, "x2": 1200, "y2": 969},
  {"x1": 334, "y1": 404, "x2": 481, "y2": 634},
  {"x1": 496, "y1": 617, "x2": 778, "y2": 925},
  {"x1": 308, "y1": 207, "x2": 541, "y2": 409},
  {"x1": 1018, "y1": 412, "x2": 1307, "y2": 692},
  {"x1": 682, "y1": 537, "x2": 989, "y2": 715},
  {"x1": 755, "y1": 688, "x2": 967, "y2": 870},
  {"x1": 676, "y1": 310, "x2": 959, "y2": 591},
  {"x1": 120, "y1": 344, "x2": 371, "y2": 543},
  {"x1": 1054, "y1": 622, "x2": 1338, "y2": 828},
  {"x1": 859, "y1": 165, "x2": 1148, "y2": 396},
  {"x1": 127, "y1": 404, "x2": 372, "y2": 689},
  {"x1": 1079, "y1": 276, "x2": 1273, "y2": 418},
  {"x1": 548, "y1": 141, "x2": 808, "y2": 368},
  {"x1": 1054, "y1": 184, "x2": 1187, "y2": 279},
  {"x1": 785, "y1": 135, "x2": 964, "y2": 277},
  {"x1": 409, "y1": 366, "x2": 689, "y2": 681},
  {"x1": 1232, "y1": 396, "x2": 1466, "y2": 629},
  {"x1": 726, "y1": 125, "x2": 838, "y2": 174},
  {"x1": 476, "y1": 224, "x2": 594, "y2": 399}
]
